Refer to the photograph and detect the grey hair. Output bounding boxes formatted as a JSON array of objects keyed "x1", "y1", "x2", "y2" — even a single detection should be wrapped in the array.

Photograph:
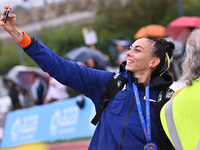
[{"x1": 180, "y1": 28, "x2": 200, "y2": 85}]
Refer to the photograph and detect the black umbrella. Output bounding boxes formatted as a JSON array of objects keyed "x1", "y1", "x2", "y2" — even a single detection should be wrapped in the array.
[{"x1": 66, "y1": 46, "x2": 110, "y2": 68}]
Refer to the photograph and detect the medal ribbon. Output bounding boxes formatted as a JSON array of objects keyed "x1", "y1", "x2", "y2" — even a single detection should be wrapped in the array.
[{"x1": 133, "y1": 82, "x2": 151, "y2": 142}]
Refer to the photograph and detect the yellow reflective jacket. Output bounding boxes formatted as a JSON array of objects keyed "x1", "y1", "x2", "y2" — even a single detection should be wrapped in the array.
[{"x1": 160, "y1": 78, "x2": 200, "y2": 150}]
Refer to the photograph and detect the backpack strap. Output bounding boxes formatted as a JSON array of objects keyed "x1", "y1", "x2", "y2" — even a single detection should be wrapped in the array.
[
  {"x1": 156, "y1": 88, "x2": 174, "y2": 124},
  {"x1": 91, "y1": 73, "x2": 126, "y2": 126},
  {"x1": 156, "y1": 88, "x2": 175, "y2": 150}
]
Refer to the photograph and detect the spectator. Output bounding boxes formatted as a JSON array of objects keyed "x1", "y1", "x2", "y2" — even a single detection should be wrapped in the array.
[
  {"x1": 44, "y1": 73, "x2": 69, "y2": 104},
  {"x1": 115, "y1": 40, "x2": 131, "y2": 65},
  {"x1": 85, "y1": 57, "x2": 105, "y2": 70},
  {"x1": 5, "y1": 79, "x2": 22, "y2": 111},
  {"x1": 20, "y1": 88, "x2": 33, "y2": 108},
  {"x1": 160, "y1": 28, "x2": 200, "y2": 150},
  {"x1": 29, "y1": 73, "x2": 48, "y2": 105}
]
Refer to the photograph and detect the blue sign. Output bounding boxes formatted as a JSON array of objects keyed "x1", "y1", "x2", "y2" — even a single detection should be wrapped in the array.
[{"x1": 1, "y1": 96, "x2": 96, "y2": 148}]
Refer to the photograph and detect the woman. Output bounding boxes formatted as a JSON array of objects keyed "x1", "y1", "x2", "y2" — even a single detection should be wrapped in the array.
[
  {"x1": 160, "y1": 29, "x2": 200, "y2": 150},
  {"x1": 0, "y1": 5, "x2": 174, "y2": 149},
  {"x1": 5, "y1": 79, "x2": 22, "y2": 111}
]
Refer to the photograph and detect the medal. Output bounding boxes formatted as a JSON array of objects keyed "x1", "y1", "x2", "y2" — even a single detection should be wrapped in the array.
[{"x1": 144, "y1": 142, "x2": 158, "y2": 150}]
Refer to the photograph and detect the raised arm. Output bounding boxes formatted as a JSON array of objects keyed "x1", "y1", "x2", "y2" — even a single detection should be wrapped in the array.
[{"x1": 0, "y1": 5, "x2": 114, "y2": 107}]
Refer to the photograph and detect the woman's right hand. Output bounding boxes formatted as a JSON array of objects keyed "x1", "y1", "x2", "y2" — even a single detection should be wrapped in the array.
[
  {"x1": 0, "y1": 5, "x2": 24, "y2": 42},
  {"x1": 0, "y1": 5, "x2": 17, "y2": 33}
]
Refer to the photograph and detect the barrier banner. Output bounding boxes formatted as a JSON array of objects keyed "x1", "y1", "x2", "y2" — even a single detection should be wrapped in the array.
[{"x1": 1, "y1": 96, "x2": 96, "y2": 148}]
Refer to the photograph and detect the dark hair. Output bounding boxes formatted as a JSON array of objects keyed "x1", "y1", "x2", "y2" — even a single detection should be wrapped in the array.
[{"x1": 144, "y1": 36, "x2": 175, "y2": 76}]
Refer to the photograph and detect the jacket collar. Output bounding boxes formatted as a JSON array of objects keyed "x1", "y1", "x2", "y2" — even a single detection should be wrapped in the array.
[{"x1": 119, "y1": 61, "x2": 173, "y2": 89}]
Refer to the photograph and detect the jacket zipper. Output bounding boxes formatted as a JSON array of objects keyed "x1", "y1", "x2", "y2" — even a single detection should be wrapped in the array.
[{"x1": 120, "y1": 97, "x2": 135, "y2": 150}]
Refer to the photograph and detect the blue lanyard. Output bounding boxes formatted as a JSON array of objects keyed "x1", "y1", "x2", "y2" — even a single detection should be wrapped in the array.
[{"x1": 132, "y1": 82, "x2": 151, "y2": 142}]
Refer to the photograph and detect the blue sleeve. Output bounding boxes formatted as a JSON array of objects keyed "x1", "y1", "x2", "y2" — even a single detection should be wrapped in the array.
[{"x1": 25, "y1": 39, "x2": 115, "y2": 108}]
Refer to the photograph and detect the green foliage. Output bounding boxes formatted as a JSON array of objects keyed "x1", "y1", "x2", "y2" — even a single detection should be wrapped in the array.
[
  {"x1": 0, "y1": 43, "x2": 20, "y2": 75},
  {"x1": 0, "y1": 40, "x2": 2, "y2": 55},
  {"x1": 93, "y1": 0, "x2": 177, "y2": 33},
  {"x1": 0, "y1": 40, "x2": 2, "y2": 48},
  {"x1": 181, "y1": 0, "x2": 200, "y2": 16},
  {"x1": 160, "y1": 0, "x2": 200, "y2": 26},
  {"x1": 40, "y1": 25, "x2": 86, "y2": 57}
]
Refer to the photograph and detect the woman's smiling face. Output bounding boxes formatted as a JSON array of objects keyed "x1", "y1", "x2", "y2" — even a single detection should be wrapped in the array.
[{"x1": 125, "y1": 38, "x2": 155, "y2": 73}]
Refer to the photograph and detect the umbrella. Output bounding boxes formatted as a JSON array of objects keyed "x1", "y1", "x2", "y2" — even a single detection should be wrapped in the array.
[
  {"x1": 66, "y1": 46, "x2": 110, "y2": 68},
  {"x1": 165, "y1": 16, "x2": 200, "y2": 43},
  {"x1": 6, "y1": 65, "x2": 28, "y2": 85},
  {"x1": 17, "y1": 67, "x2": 49, "y2": 90},
  {"x1": 134, "y1": 24, "x2": 167, "y2": 39},
  {"x1": 6, "y1": 65, "x2": 49, "y2": 90}
]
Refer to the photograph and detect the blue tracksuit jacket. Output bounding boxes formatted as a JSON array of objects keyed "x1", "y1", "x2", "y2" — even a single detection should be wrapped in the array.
[{"x1": 24, "y1": 39, "x2": 173, "y2": 150}]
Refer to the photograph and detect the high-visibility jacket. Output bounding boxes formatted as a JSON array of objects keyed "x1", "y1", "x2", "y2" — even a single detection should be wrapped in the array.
[{"x1": 160, "y1": 78, "x2": 200, "y2": 150}]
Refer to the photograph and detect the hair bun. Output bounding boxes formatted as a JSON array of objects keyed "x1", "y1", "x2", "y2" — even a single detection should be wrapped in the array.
[{"x1": 159, "y1": 39, "x2": 175, "y2": 58}]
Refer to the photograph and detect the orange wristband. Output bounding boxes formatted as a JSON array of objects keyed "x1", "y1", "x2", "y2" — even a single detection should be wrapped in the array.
[{"x1": 17, "y1": 32, "x2": 32, "y2": 48}]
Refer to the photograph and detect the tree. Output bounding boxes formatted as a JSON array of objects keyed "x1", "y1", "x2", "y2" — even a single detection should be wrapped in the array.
[
  {"x1": 41, "y1": 25, "x2": 85, "y2": 57},
  {"x1": 92, "y1": 0, "x2": 177, "y2": 33}
]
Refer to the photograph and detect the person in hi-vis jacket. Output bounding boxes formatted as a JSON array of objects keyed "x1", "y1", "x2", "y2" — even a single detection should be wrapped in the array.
[{"x1": 160, "y1": 29, "x2": 200, "y2": 150}]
